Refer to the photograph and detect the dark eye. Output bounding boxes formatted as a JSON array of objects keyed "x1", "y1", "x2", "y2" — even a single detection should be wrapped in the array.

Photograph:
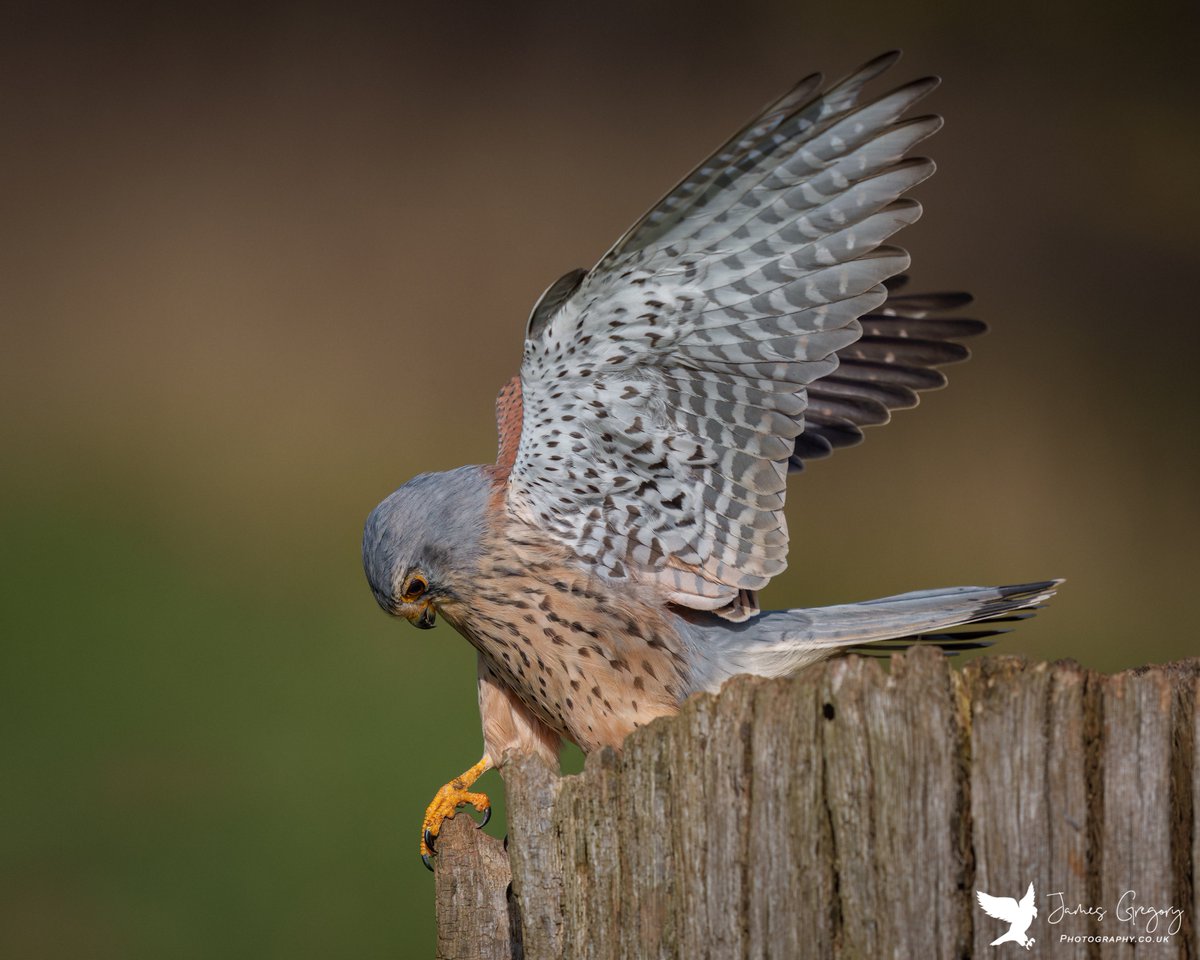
[{"x1": 403, "y1": 575, "x2": 427, "y2": 600}]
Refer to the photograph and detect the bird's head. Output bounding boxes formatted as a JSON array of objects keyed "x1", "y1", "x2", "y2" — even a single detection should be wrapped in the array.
[{"x1": 362, "y1": 465, "x2": 491, "y2": 630}]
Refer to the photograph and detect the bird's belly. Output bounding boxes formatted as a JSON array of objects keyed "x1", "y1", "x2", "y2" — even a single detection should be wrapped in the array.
[{"x1": 452, "y1": 563, "x2": 690, "y2": 752}]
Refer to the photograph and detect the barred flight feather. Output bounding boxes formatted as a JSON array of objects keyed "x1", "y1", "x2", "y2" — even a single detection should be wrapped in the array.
[{"x1": 500, "y1": 54, "x2": 983, "y2": 617}]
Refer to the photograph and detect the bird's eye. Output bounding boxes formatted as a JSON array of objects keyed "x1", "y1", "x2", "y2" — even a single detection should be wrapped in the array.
[{"x1": 402, "y1": 575, "x2": 427, "y2": 601}]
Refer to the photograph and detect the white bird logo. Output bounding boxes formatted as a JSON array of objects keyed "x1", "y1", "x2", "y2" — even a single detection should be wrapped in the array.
[{"x1": 976, "y1": 882, "x2": 1038, "y2": 949}]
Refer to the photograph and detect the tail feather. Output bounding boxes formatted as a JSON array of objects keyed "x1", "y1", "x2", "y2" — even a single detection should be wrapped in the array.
[{"x1": 683, "y1": 580, "x2": 1062, "y2": 692}]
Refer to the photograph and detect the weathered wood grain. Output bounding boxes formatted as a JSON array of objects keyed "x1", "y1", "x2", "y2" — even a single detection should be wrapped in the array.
[
  {"x1": 1193, "y1": 671, "x2": 1200, "y2": 957},
  {"x1": 966, "y1": 657, "x2": 1096, "y2": 957},
  {"x1": 433, "y1": 814, "x2": 518, "y2": 960},
  {"x1": 501, "y1": 753, "x2": 562, "y2": 959},
  {"x1": 1102, "y1": 662, "x2": 1198, "y2": 960},
  {"x1": 746, "y1": 668, "x2": 832, "y2": 960},
  {"x1": 820, "y1": 648, "x2": 971, "y2": 958},
  {"x1": 433, "y1": 654, "x2": 1199, "y2": 960}
]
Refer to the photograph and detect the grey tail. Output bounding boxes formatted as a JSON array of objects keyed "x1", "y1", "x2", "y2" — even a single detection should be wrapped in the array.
[{"x1": 684, "y1": 580, "x2": 1062, "y2": 692}]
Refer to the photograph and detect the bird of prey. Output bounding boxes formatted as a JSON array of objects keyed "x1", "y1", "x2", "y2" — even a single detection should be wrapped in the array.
[
  {"x1": 362, "y1": 51, "x2": 1060, "y2": 869},
  {"x1": 977, "y1": 883, "x2": 1038, "y2": 948}
]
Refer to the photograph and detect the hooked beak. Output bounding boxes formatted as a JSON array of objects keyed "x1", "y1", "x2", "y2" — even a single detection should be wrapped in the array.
[{"x1": 402, "y1": 600, "x2": 437, "y2": 630}]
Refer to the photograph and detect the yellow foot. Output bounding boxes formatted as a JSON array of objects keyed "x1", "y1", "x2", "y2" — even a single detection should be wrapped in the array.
[{"x1": 420, "y1": 755, "x2": 493, "y2": 870}]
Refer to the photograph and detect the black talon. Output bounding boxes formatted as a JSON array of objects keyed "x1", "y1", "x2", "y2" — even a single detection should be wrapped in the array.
[
  {"x1": 421, "y1": 851, "x2": 434, "y2": 872},
  {"x1": 477, "y1": 806, "x2": 492, "y2": 829},
  {"x1": 424, "y1": 828, "x2": 437, "y2": 852}
]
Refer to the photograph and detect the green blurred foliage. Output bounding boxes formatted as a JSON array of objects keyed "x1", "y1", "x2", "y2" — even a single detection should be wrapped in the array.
[{"x1": 1, "y1": 0, "x2": 1197, "y2": 956}]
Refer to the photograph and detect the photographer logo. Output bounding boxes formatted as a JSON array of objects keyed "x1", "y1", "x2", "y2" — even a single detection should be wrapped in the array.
[{"x1": 976, "y1": 882, "x2": 1037, "y2": 949}]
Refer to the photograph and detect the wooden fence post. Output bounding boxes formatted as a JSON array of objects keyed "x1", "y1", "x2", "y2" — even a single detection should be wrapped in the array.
[{"x1": 434, "y1": 648, "x2": 1198, "y2": 959}]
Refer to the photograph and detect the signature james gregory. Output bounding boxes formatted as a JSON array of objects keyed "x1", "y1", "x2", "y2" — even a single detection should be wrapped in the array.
[{"x1": 1047, "y1": 890, "x2": 1185, "y2": 936}]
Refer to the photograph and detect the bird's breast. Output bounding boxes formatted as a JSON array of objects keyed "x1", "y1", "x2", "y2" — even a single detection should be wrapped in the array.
[{"x1": 447, "y1": 523, "x2": 690, "y2": 752}]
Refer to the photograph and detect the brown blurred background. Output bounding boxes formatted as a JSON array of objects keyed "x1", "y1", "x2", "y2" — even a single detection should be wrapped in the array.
[{"x1": 2, "y1": 0, "x2": 1197, "y2": 956}]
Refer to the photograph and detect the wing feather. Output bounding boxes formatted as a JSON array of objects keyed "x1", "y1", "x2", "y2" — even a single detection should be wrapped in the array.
[
  {"x1": 500, "y1": 54, "x2": 973, "y2": 615},
  {"x1": 787, "y1": 274, "x2": 984, "y2": 471}
]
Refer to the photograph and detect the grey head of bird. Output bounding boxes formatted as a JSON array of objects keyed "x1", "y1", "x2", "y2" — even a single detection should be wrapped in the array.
[{"x1": 362, "y1": 465, "x2": 492, "y2": 629}]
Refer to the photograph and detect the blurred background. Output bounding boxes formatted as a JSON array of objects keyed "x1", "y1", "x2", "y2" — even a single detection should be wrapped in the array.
[{"x1": 2, "y1": 0, "x2": 1197, "y2": 955}]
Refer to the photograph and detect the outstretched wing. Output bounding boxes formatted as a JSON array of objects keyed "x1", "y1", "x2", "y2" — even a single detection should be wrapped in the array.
[
  {"x1": 1019, "y1": 882, "x2": 1036, "y2": 911},
  {"x1": 976, "y1": 891, "x2": 1022, "y2": 923},
  {"x1": 503, "y1": 52, "x2": 953, "y2": 612}
]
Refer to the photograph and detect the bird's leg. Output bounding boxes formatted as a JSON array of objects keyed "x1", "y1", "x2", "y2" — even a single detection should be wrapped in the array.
[{"x1": 420, "y1": 754, "x2": 493, "y2": 870}]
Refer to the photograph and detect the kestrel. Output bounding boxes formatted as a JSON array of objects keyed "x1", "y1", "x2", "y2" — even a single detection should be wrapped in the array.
[{"x1": 362, "y1": 52, "x2": 1059, "y2": 869}]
